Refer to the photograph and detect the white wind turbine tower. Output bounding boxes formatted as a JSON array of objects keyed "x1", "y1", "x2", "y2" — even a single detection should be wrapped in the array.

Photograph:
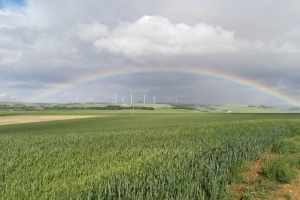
[
  {"x1": 122, "y1": 96, "x2": 124, "y2": 104},
  {"x1": 143, "y1": 94, "x2": 146, "y2": 104},
  {"x1": 131, "y1": 94, "x2": 133, "y2": 104},
  {"x1": 132, "y1": 94, "x2": 135, "y2": 114},
  {"x1": 115, "y1": 94, "x2": 117, "y2": 104},
  {"x1": 153, "y1": 93, "x2": 155, "y2": 104}
]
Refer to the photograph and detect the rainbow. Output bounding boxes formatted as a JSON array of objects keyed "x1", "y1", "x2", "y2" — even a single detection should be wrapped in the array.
[{"x1": 30, "y1": 66, "x2": 299, "y2": 106}]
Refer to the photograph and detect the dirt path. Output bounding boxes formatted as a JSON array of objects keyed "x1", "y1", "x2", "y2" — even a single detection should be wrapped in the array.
[
  {"x1": 268, "y1": 170, "x2": 300, "y2": 200},
  {"x1": 230, "y1": 159, "x2": 300, "y2": 200},
  {"x1": 0, "y1": 115, "x2": 99, "y2": 125}
]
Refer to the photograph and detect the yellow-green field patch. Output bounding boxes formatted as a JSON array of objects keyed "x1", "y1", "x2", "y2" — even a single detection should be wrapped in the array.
[{"x1": 0, "y1": 115, "x2": 99, "y2": 125}]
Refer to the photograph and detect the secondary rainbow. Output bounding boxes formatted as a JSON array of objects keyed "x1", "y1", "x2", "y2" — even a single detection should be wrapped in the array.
[{"x1": 30, "y1": 66, "x2": 299, "y2": 106}]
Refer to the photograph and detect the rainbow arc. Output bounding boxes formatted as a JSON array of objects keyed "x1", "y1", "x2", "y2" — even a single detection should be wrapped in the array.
[{"x1": 30, "y1": 67, "x2": 299, "y2": 106}]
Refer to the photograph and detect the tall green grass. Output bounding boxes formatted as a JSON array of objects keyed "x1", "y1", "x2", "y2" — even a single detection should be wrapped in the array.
[
  {"x1": 262, "y1": 156, "x2": 297, "y2": 183},
  {"x1": 0, "y1": 114, "x2": 295, "y2": 199},
  {"x1": 271, "y1": 140, "x2": 300, "y2": 154}
]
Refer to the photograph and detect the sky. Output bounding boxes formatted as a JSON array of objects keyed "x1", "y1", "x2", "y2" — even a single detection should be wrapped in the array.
[{"x1": 0, "y1": 0, "x2": 300, "y2": 105}]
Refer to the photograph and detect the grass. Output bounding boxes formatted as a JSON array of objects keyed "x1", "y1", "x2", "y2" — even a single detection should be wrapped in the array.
[
  {"x1": 1, "y1": 112, "x2": 300, "y2": 199},
  {"x1": 292, "y1": 155, "x2": 300, "y2": 168},
  {"x1": 282, "y1": 193, "x2": 292, "y2": 200},
  {"x1": 271, "y1": 140, "x2": 300, "y2": 154},
  {"x1": 231, "y1": 123, "x2": 300, "y2": 199},
  {"x1": 262, "y1": 156, "x2": 298, "y2": 183}
]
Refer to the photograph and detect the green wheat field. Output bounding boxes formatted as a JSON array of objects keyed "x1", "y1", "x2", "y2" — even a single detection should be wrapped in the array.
[{"x1": 1, "y1": 104, "x2": 300, "y2": 199}]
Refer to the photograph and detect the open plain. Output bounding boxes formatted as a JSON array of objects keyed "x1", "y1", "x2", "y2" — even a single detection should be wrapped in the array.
[{"x1": 1, "y1": 104, "x2": 300, "y2": 199}]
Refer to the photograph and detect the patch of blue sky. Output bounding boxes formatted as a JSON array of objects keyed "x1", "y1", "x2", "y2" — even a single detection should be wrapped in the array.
[{"x1": 0, "y1": 0, "x2": 25, "y2": 8}]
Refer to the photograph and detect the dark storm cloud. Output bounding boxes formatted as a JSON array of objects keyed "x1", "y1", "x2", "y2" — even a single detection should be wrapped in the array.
[{"x1": 0, "y1": 0, "x2": 300, "y2": 104}]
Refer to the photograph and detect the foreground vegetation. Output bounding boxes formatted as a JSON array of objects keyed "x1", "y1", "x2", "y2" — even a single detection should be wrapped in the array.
[
  {"x1": 230, "y1": 124, "x2": 300, "y2": 199},
  {"x1": 0, "y1": 113, "x2": 300, "y2": 199}
]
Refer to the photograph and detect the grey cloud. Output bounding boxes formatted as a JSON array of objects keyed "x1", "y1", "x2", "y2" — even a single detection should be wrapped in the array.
[
  {"x1": 70, "y1": 23, "x2": 110, "y2": 42},
  {"x1": 0, "y1": 0, "x2": 300, "y2": 104}
]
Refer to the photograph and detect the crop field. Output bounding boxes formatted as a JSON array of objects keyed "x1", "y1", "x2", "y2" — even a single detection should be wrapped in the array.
[
  {"x1": 0, "y1": 115, "x2": 98, "y2": 125},
  {"x1": 1, "y1": 111, "x2": 300, "y2": 199}
]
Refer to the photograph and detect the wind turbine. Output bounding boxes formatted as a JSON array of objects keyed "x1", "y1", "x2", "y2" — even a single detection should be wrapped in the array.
[
  {"x1": 143, "y1": 94, "x2": 146, "y2": 104},
  {"x1": 122, "y1": 96, "x2": 124, "y2": 104},
  {"x1": 131, "y1": 94, "x2": 135, "y2": 115},
  {"x1": 153, "y1": 93, "x2": 155, "y2": 104},
  {"x1": 115, "y1": 94, "x2": 117, "y2": 104},
  {"x1": 131, "y1": 94, "x2": 133, "y2": 104}
]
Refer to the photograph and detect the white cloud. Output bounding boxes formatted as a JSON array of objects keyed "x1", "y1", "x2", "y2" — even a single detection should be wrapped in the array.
[
  {"x1": 92, "y1": 15, "x2": 300, "y2": 59},
  {"x1": 272, "y1": 43, "x2": 300, "y2": 55},
  {"x1": 72, "y1": 22, "x2": 109, "y2": 42},
  {"x1": 275, "y1": 81, "x2": 287, "y2": 90},
  {"x1": 0, "y1": 33, "x2": 12, "y2": 45},
  {"x1": 0, "y1": 50, "x2": 22, "y2": 65},
  {"x1": 0, "y1": 93, "x2": 7, "y2": 99},
  {"x1": 0, "y1": 7, "x2": 27, "y2": 28},
  {"x1": 94, "y1": 15, "x2": 239, "y2": 57},
  {"x1": 283, "y1": 27, "x2": 300, "y2": 42}
]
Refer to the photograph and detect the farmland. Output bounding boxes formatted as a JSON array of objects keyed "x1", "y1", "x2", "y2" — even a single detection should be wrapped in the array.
[{"x1": 1, "y1": 106, "x2": 300, "y2": 199}]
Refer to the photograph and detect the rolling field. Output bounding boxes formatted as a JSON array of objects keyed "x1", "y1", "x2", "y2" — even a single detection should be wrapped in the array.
[{"x1": 1, "y1": 110, "x2": 300, "y2": 199}]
